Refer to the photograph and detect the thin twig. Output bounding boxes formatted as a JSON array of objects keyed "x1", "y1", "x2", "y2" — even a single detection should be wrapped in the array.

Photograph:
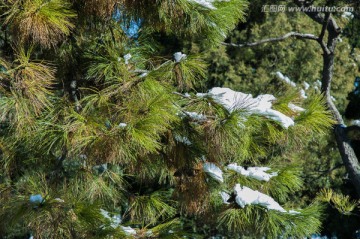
[{"x1": 221, "y1": 32, "x2": 318, "y2": 48}]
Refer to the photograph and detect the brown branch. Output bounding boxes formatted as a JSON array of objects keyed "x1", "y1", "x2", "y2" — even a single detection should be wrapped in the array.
[{"x1": 221, "y1": 32, "x2": 318, "y2": 48}]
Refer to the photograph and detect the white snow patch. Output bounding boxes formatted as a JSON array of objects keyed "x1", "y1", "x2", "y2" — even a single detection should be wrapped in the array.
[
  {"x1": 315, "y1": 80, "x2": 322, "y2": 87},
  {"x1": 174, "y1": 52, "x2": 187, "y2": 63},
  {"x1": 276, "y1": 71, "x2": 296, "y2": 87},
  {"x1": 146, "y1": 230, "x2": 153, "y2": 237},
  {"x1": 220, "y1": 191, "x2": 230, "y2": 204},
  {"x1": 189, "y1": 0, "x2": 230, "y2": 10},
  {"x1": 190, "y1": 0, "x2": 217, "y2": 9},
  {"x1": 121, "y1": 226, "x2": 137, "y2": 235},
  {"x1": 300, "y1": 89, "x2": 307, "y2": 99},
  {"x1": 262, "y1": 109, "x2": 295, "y2": 128},
  {"x1": 203, "y1": 162, "x2": 224, "y2": 182},
  {"x1": 227, "y1": 163, "x2": 277, "y2": 181},
  {"x1": 342, "y1": 11, "x2": 354, "y2": 19},
  {"x1": 123, "y1": 53, "x2": 132, "y2": 65},
  {"x1": 54, "y1": 198, "x2": 65, "y2": 203},
  {"x1": 79, "y1": 154, "x2": 87, "y2": 160},
  {"x1": 100, "y1": 209, "x2": 122, "y2": 228},
  {"x1": 139, "y1": 72, "x2": 148, "y2": 78},
  {"x1": 303, "y1": 82, "x2": 310, "y2": 90},
  {"x1": 203, "y1": 87, "x2": 294, "y2": 128},
  {"x1": 288, "y1": 103, "x2": 305, "y2": 112},
  {"x1": 234, "y1": 184, "x2": 286, "y2": 212},
  {"x1": 198, "y1": 87, "x2": 255, "y2": 111},
  {"x1": 118, "y1": 123, "x2": 127, "y2": 128},
  {"x1": 185, "y1": 111, "x2": 207, "y2": 121},
  {"x1": 289, "y1": 210, "x2": 301, "y2": 215},
  {"x1": 174, "y1": 134, "x2": 192, "y2": 145}
]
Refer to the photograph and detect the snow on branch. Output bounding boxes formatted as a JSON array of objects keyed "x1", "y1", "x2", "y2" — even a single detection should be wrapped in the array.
[
  {"x1": 276, "y1": 71, "x2": 296, "y2": 87},
  {"x1": 203, "y1": 162, "x2": 224, "y2": 182},
  {"x1": 227, "y1": 163, "x2": 278, "y2": 181},
  {"x1": 234, "y1": 184, "x2": 286, "y2": 212},
  {"x1": 100, "y1": 209, "x2": 136, "y2": 235},
  {"x1": 189, "y1": 0, "x2": 229, "y2": 10},
  {"x1": 198, "y1": 87, "x2": 295, "y2": 128}
]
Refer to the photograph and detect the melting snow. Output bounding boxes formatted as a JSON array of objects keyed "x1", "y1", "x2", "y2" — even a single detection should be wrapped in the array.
[
  {"x1": 315, "y1": 80, "x2": 322, "y2": 87},
  {"x1": 121, "y1": 226, "x2": 137, "y2": 235},
  {"x1": 288, "y1": 103, "x2": 305, "y2": 112},
  {"x1": 220, "y1": 191, "x2": 230, "y2": 204},
  {"x1": 190, "y1": 0, "x2": 217, "y2": 9},
  {"x1": 227, "y1": 163, "x2": 277, "y2": 181},
  {"x1": 100, "y1": 209, "x2": 122, "y2": 228},
  {"x1": 189, "y1": 0, "x2": 230, "y2": 10},
  {"x1": 234, "y1": 184, "x2": 286, "y2": 212},
  {"x1": 54, "y1": 198, "x2": 65, "y2": 203},
  {"x1": 185, "y1": 111, "x2": 207, "y2": 121},
  {"x1": 276, "y1": 71, "x2": 296, "y2": 87},
  {"x1": 203, "y1": 162, "x2": 224, "y2": 182},
  {"x1": 174, "y1": 52, "x2": 187, "y2": 62},
  {"x1": 300, "y1": 89, "x2": 307, "y2": 99},
  {"x1": 124, "y1": 54, "x2": 132, "y2": 65},
  {"x1": 289, "y1": 210, "x2": 301, "y2": 215},
  {"x1": 118, "y1": 123, "x2": 127, "y2": 128},
  {"x1": 342, "y1": 11, "x2": 354, "y2": 19},
  {"x1": 303, "y1": 82, "x2": 310, "y2": 90},
  {"x1": 174, "y1": 134, "x2": 192, "y2": 145},
  {"x1": 139, "y1": 72, "x2": 148, "y2": 78}
]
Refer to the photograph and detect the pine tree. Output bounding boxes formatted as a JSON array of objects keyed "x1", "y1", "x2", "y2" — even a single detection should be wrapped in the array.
[
  {"x1": 0, "y1": 0, "x2": 337, "y2": 238},
  {"x1": 205, "y1": 0, "x2": 360, "y2": 236}
]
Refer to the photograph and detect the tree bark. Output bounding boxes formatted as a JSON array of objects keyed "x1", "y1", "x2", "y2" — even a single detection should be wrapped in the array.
[
  {"x1": 313, "y1": 6, "x2": 360, "y2": 196},
  {"x1": 334, "y1": 125, "x2": 360, "y2": 196},
  {"x1": 322, "y1": 51, "x2": 360, "y2": 196}
]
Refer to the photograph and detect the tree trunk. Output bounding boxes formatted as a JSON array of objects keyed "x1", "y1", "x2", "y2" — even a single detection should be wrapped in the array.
[
  {"x1": 322, "y1": 39, "x2": 360, "y2": 196},
  {"x1": 334, "y1": 125, "x2": 360, "y2": 196}
]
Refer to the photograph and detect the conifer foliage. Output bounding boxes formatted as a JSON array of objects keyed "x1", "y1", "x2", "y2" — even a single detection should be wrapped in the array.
[{"x1": 0, "y1": 0, "x2": 334, "y2": 238}]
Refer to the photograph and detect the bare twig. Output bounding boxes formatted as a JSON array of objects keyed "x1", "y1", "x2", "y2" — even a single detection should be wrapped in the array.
[{"x1": 221, "y1": 32, "x2": 318, "y2": 48}]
